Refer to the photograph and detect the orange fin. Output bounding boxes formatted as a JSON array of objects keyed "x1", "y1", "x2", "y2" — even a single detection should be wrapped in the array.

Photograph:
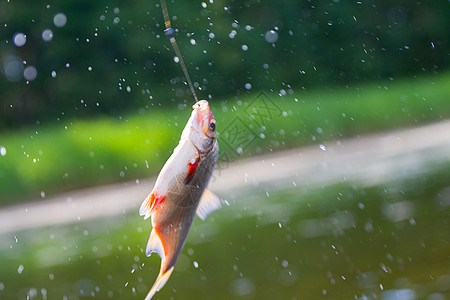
[
  {"x1": 185, "y1": 155, "x2": 201, "y2": 184},
  {"x1": 144, "y1": 228, "x2": 174, "y2": 299},
  {"x1": 139, "y1": 192, "x2": 165, "y2": 220},
  {"x1": 146, "y1": 228, "x2": 165, "y2": 258},
  {"x1": 144, "y1": 266, "x2": 174, "y2": 300}
]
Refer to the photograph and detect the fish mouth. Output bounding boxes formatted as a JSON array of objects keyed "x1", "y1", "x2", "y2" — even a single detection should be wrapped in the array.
[
  {"x1": 193, "y1": 100, "x2": 215, "y2": 134},
  {"x1": 192, "y1": 100, "x2": 209, "y2": 111},
  {"x1": 193, "y1": 100, "x2": 212, "y2": 120}
]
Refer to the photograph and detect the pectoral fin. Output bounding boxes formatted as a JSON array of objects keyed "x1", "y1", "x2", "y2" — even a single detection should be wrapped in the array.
[
  {"x1": 196, "y1": 189, "x2": 221, "y2": 220},
  {"x1": 139, "y1": 192, "x2": 165, "y2": 220}
]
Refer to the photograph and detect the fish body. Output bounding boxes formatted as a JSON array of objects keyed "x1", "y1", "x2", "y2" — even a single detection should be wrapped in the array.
[{"x1": 140, "y1": 100, "x2": 220, "y2": 299}]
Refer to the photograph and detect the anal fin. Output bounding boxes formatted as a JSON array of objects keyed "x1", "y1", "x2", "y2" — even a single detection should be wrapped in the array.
[
  {"x1": 196, "y1": 189, "x2": 221, "y2": 220},
  {"x1": 146, "y1": 228, "x2": 165, "y2": 258}
]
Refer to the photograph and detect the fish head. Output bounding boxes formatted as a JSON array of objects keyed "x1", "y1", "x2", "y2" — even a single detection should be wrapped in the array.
[{"x1": 185, "y1": 100, "x2": 216, "y2": 153}]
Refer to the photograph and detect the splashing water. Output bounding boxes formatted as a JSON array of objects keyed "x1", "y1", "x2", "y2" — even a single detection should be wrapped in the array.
[{"x1": 265, "y1": 30, "x2": 278, "y2": 43}]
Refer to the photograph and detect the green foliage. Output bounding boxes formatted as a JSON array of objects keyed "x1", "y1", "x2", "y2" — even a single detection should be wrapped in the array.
[
  {"x1": 0, "y1": 0, "x2": 449, "y2": 127},
  {"x1": 0, "y1": 72, "x2": 448, "y2": 204}
]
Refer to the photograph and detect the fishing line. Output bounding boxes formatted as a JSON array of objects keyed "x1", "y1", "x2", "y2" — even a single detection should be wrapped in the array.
[{"x1": 160, "y1": 0, "x2": 199, "y2": 103}]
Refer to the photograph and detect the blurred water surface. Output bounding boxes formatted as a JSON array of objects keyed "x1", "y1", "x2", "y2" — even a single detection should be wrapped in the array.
[{"x1": 0, "y1": 161, "x2": 449, "y2": 300}]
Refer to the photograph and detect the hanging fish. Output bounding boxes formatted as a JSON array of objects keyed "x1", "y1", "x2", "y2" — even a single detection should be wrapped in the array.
[{"x1": 140, "y1": 100, "x2": 221, "y2": 300}]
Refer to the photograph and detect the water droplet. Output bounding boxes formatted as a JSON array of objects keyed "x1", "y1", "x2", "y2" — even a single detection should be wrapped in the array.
[
  {"x1": 40, "y1": 191, "x2": 45, "y2": 199},
  {"x1": 53, "y1": 13, "x2": 67, "y2": 28},
  {"x1": 18, "y1": 265, "x2": 24, "y2": 274},
  {"x1": 319, "y1": 144, "x2": 326, "y2": 151},
  {"x1": 0, "y1": 146, "x2": 6, "y2": 156},
  {"x1": 190, "y1": 39, "x2": 196, "y2": 45},
  {"x1": 13, "y1": 32, "x2": 26, "y2": 47},
  {"x1": 231, "y1": 278, "x2": 254, "y2": 296},
  {"x1": 244, "y1": 83, "x2": 252, "y2": 90},
  {"x1": 241, "y1": 44, "x2": 248, "y2": 51},
  {"x1": 51, "y1": 71, "x2": 57, "y2": 78},
  {"x1": 173, "y1": 56, "x2": 179, "y2": 63},
  {"x1": 3, "y1": 55, "x2": 23, "y2": 82},
  {"x1": 265, "y1": 30, "x2": 278, "y2": 43},
  {"x1": 193, "y1": 261, "x2": 199, "y2": 268},
  {"x1": 24, "y1": 66, "x2": 38, "y2": 81},
  {"x1": 42, "y1": 29, "x2": 53, "y2": 42}
]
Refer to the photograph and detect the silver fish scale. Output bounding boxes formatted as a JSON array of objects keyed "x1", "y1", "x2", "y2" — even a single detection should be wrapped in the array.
[
  {"x1": 150, "y1": 139, "x2": 218, "y2": 271},
  {"x1": 166, "y1": 139, "x2": 218, "y2": 210}
]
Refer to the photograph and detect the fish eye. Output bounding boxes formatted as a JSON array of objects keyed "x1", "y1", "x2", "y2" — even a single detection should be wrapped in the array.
[{"x1": 209, "y1": 121, "x2": 216, "y2": 132}]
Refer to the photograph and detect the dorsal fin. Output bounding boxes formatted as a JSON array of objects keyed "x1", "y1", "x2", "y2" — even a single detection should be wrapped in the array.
[{"x1": 196, "y1": 189, "x2": 221, "y2": 220}]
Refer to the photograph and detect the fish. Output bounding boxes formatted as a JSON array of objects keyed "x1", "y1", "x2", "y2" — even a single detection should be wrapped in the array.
[{"x1": 139, "y1": 100, "x2": 220, "y2": 300}]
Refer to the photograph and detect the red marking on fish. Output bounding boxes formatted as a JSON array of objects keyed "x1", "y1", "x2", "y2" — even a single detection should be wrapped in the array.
[{"x1": 185, "y1": 155, "x2": 200, "y2": 184}]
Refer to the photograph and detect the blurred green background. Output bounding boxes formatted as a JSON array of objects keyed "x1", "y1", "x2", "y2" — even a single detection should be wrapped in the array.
[
  {"x1": 0, "y1": 0, "x2": 449, "y2": 203},
  {"x1": 0, "y1": 0, "x2": 448, "y2": 128},
  {"x1": 0, "y1": 0, "x2": 449, "y2": 299}
]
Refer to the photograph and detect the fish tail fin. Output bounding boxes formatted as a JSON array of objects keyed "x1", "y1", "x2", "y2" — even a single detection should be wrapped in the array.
[{"x1": 144, "y1": 266, "x2": 174, "y2": 300}]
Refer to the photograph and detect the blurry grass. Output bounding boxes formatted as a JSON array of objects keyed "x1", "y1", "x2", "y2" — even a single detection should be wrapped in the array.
[{"x1": 0, "y1": 73, "x2": 449, "y2": 204}]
